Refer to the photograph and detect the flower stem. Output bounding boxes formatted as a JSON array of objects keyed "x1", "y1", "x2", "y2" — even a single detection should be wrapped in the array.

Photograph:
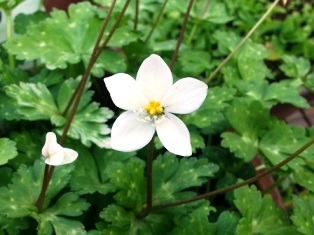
[
  {"x1": 62, "y1": 0, "x2": 118, "y2": 117},
  {"x1": 151, "y1": 138, "x2": 314, "y2": 211},
  {"x1": 144, "y1": 0, "x2": 169, "y2": 43},
  {"x1": 95, "y1": 0, "x2": 131, "y2": 59},
  {"x1": 205, "y1": 0, "x2": 281, "y2": 84},
  {"x1": 35, "y1": 164, "x2": 50, "y2": 211},
  {"x1": 35, "y1": 0, "x2": 121, "y2": 212},
  {"x1": 134, "y1": 0, "x2": 139, "y2": 30},
  {"x1": 170, "y1": 0, "x2": 195, "y2": 70},
  {"x1": 137, "y1": 139, "x2": 154, "y2": 219}
]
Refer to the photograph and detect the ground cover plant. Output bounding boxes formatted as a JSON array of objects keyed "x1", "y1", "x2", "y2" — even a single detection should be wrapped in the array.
[{"x1": 0, "y1": 0, "x2": 314, "y2": 234}]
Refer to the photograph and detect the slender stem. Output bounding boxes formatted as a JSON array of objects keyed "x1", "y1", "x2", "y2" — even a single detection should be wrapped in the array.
[
  {"x1": 144, "y1": 0, "x2": 169, "y2": 43},
  {"x1": 137, "y1": 140, "x2": 154, "y2": 218},
  {"x1": 152, "y1": 138, "x2": 314, "y2": 211},
  {"x1": 186, "y1": 22, "x2": 198, "y2": 46},
  {"x1": 35, "y1": 0, "x2": 120, "y2": 212},
  {"x1": 35, "y1": 164, "x2": 50, "y2": 211},
  {"x1": 134, "y1": 0, "x2": 139, "y2": 30},
  {"x1": 170, "y1": 0, "x2": 195, "y2": 70},
  {"x1": 205, "y1": 0, "x2": 281, "y2": 84},
  {"x1": 5, "y1": 9, "x2": 15, "y2": 67},
  {"x1": 95, "y1": 0, "x2": 132, "y2": 59},
  {"x1": 62, "y1": 0, "x2": 118, "y2": 117}
]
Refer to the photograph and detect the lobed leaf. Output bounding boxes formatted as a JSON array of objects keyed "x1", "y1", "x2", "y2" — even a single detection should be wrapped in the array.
[
  {"x1": 171, "y1": 201, "x2": 215, "y2": 235},
  {"x1": 185, "y1": 86, "x2": 235, "y2": 129},
  {"x1": 152, "y1": 153, "x2": 219, "y2": 206},
  {"x1": 291, "y1": 194, "x2": 314, "y2": 234},
  {"x1": 0, "y1": 159, "x2": 74, "y2": 218},
  {"x1": 234, "y1": 185, "x2": 297, "y2": 235},
  {"x1": 4, "y1": 82, "x2": 59, "y2": 121},
  {"x1": 0, "y1": 138, "x2": 18, "y2": 165},
  {"x1": 4, "y1": 2, "x2": 127, "y2": 76}
]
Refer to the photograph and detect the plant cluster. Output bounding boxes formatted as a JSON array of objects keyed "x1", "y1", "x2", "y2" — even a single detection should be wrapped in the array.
[{"x1": 0, "y1": 0, "x2": 314, "y2": 234}]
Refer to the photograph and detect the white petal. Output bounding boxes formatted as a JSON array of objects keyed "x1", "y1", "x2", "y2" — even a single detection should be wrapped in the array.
[
  {"x1": 62, "y1": 148, "x2": 78, "y2": 164},
  {"x1": 104, "y1": 73, "x2": 147, "y2": 111},
  {"x1": 155, "y1": 113, "x2": 192, "y2": 156},
  {"x1": 136, "y1": 54, "x2": 173, "y2": 101},
  {"x1": 111, "y1": 111, "x2": 155, "y2": 152},
  {"x1": 42, "y1": 132, "x2": 57, "y2": 157},
  {"x1": 162, "y1": 78, "x2": 208, "y2": 114},
  {"x1": 45, "y1": 150, "x2": 64, "y2": 166}
]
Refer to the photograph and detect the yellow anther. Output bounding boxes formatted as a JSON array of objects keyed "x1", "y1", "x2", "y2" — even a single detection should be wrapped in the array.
[{"x1": 144, "y1": 100, "x2": 164, "y2": 116}]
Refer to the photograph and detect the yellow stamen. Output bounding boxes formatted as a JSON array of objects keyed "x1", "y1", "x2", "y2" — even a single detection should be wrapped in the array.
[{"x1": 144, "y1": 100, "x2": 164, "y2": 116}]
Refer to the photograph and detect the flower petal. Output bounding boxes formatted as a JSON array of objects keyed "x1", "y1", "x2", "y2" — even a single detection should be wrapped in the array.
[
  {"x1": 104, "y1": 73, "x2": 147, "y2": 111},
  {"x1": 62, "y1": 148, "x2": 79, "y2": 164},
  {"x1": 45, "y1": 150, "x2": 64, "y2": 166},
  {"x1": 111, "y1": 111, "x2": 155, "y2": 151},
  {"x1": 42, "y1": 132, "x2": 57, "y2": 157},
  {"x1": 155, "y1": 113, "x2": 192, "y2": 156},
  {"x1": 136, "y1": 54, "x2": 173, "y2": 101},
  {"x1": 162, "y1": 78, "x2": 208, "y2": 114}
]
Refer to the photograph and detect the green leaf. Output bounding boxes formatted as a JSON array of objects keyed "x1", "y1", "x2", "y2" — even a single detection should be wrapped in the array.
[
  {"x1": 265, "y1": 81, "x2": 309, "y2": 108},
  {"x1": 70, "y1": 147, "x2": 134, "y2": 195},
  {"x1": 0, "y1": 0, "x2": 24, "y2": 10},
  {"x1": 234, "y1": 185, "x2": 297, "y2": 235},
  {"x1": 152, "y1": 153, "x2": 218, "y2": 207},
  {"x1": 14, "y1": 11, "x2": 49, "y2": 35},
  {"x1": 100, "y1": 204, "x2": 171, "y2": 235},
  {"x1": 236, "y1": 80, "x2": 309, "y2": 108},
  {"x1": 0, "y1": 92, "x2": 22, "y2": 120},
  {"x1": 56, "y1": 77, "x2": 93, "y2": 113},
  {"x1": 171, "y1": 201, "x2": 214, "y2": 235},
  {"x1": 45, "y1": 192, "x2": 90, "y2": 216},
  {"x1": 106, "y1": 157, "x2": 146, "y2": 211},
  {"x1": 191, "y1": 131, "x2": 205, "y2": 153},
  {"x1": 36, "y1": 216, "x2": 87, "y2": 235},
  {"x1": 34, "y1": 192, "x2": 89, "y2": 235},
  {"x1": 185, "y1": 86, "x2": 235, "y2": 129},
  {"x1": 221, "y1": 132, "x2": 258, "y2": 162},
  {"x1": 294, "y1": 166, "x2": 314, "y2": 193},
  {"x1": 291, "y1": 194, "x2": 314, "y2": 235},
  {"x1": 0, "y1": 159, "x2": 74, "y2": 218},
  {"x1": 280, "y1": 55, "x2": 311, "y2": 78},
  {"x1": 4, "y1": 2, "x2": 126, "y2": 76},
  {"x1": 0, "y1": 167, "x2": 13, "y2": 187},
  {"x1": 0, "y1": 215, "x2": 28, "y2": 235},
  {"x1": 221, "y1": 100, "x2": 270, "y2": 161},
  {"x1": 0, "y1": 64, "x2": 28, "y2": 85},
  {"x1": 259, "y1": 125, "x2": 312, "y2": 170},
  {"x1": 213, "y1": 30, "x2": 240, "y2": 55},
  {"x1": 237, "y1": 40, "x2": 271, "y2": 81},
  {"x1": 178, "y1": 50, "x2": 213, "y2": 76},
  {"x1": 0, "y1": 138, "x2": 18, "y2": 165},
  {"x1": 53, "y1": 78, "x2": 114, "y2": 147},
  {"x1": 56, "y1": 102, "x2": 113, "y2": 147},
  {"x1": 211, "y1": 211, "x2": 240, "y2": 235},
  {"x1": 4, "y1": 82, "x2": 59, "y2": 120},
  {"x1": 9, "y1": 130, "x2": 42, "y2": 169}
]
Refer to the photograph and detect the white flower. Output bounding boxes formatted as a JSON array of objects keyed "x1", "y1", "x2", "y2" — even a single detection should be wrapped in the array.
[
  {"x1": 42, "y1": 132, "x2": 78, "y2": 166},
  {"x1": 104, "y1": 54, "x2": 207, "y2": 156}
]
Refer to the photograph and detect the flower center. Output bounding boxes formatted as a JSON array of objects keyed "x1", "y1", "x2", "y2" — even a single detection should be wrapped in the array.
[{"x1": 144, "y1": 100, "x2": 164, "y2": 116}]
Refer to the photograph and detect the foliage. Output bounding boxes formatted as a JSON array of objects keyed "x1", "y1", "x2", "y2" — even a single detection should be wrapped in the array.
[{"x1": 0, "y1": 0, "x2": 313, "y2": 234}]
